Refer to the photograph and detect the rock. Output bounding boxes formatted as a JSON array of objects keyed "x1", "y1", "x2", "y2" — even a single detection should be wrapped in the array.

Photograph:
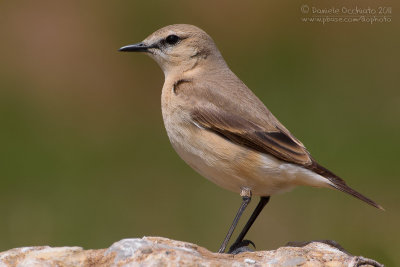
[{"x1": 0, "y1": 237, "x2": 383, "y2": 267}]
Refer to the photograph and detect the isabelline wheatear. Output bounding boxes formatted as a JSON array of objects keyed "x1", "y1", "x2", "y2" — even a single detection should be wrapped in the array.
[{"x1": 119, "y1": 24, "x2": 383, "y2": 254}]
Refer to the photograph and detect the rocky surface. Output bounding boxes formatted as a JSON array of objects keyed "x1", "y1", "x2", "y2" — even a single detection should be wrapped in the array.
[{"x1": 0, "y1": 237, "x2": 383, "y2": 267}]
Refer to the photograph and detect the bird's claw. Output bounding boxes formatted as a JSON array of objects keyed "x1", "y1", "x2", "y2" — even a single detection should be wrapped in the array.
[{"x1": 228, "y1": 239, "x2": 256, "y2": 254}]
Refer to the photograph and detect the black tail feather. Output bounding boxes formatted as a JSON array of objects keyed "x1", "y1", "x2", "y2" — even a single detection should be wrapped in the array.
[
  {"x1": 328, "y1": 182, "x2": 384, "y2": 210},
  {"x1": 306, "y1": 159, "x2": 384, "y2": 210}
]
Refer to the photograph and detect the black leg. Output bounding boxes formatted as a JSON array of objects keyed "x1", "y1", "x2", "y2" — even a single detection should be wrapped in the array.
[
  {"x1": 218, "y1": 190, "x2": 252, "y2": 253},
  {"x1": 228, "y1": 196, "x2": 270, "y2": 253}
]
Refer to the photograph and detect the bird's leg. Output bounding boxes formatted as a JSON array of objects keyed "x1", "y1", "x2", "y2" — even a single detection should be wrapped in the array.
[
  {"x1": 228, "y1": 196, "x2": 270, "y2": 254},
  {"x1": 218, "y1": 188, "x2": 252, "y2": 253}
]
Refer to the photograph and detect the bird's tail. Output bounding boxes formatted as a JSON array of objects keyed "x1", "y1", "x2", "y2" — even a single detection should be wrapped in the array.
[
  {"x1": 328, "y1": 179, "x2": 384, "y2": 210},
  {"x1": 307, "y1": 160, "x2": 384, "y2": 210}
]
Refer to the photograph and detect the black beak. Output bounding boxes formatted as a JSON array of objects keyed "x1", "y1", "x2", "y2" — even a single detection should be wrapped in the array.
[{"x1": 118, "y1": 42, "x2": 152, "y2": 52}]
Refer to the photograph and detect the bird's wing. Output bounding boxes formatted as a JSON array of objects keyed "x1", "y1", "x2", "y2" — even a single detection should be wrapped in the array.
[{"x1": 191, "y1": 106, "x2": 312, "y2": 166}]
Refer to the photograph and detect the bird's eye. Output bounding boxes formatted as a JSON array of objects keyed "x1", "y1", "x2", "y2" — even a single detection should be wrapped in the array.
[{"x1": 165, "y1": 34, "x2": 180, "y2": 45}]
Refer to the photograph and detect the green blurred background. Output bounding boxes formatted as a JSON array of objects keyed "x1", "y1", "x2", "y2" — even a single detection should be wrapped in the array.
[{"x1": 0, "y1": 0, "x2": 398, "y2": 265}]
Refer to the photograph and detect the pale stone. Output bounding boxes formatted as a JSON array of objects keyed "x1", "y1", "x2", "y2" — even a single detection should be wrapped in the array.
[{"x1": 0, "y1": 237, "x2": 383, "y2": 267}]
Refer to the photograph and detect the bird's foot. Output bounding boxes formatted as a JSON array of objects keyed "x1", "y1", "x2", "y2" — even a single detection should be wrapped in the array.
[{"x1": 228, "y1": 239, "x2": 256, "y2": 254}]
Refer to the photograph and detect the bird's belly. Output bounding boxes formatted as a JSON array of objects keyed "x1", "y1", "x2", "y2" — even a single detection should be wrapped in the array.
[{"x1": 165, "y1": 120, "x2": 311, "y2": 196}]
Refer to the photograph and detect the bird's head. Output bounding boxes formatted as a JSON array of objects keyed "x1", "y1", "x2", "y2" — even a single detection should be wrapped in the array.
[{"x1": 119, "y1": 24, "x2": 225, "y2": 75}]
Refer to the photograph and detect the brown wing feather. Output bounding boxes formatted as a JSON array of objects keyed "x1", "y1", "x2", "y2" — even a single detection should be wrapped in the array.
[{"x1": 191, "y1": 108, "x2": 312, "y2": 165}]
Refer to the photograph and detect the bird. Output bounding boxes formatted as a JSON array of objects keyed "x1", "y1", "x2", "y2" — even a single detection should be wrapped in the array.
[{"x1": 119, "y1": 24, "x2": 383, "y2": 254}]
